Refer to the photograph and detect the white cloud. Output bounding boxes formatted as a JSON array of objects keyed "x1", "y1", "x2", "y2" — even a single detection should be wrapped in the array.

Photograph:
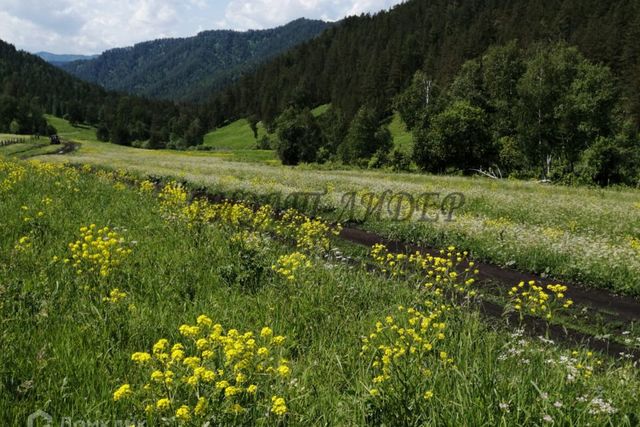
[
  {"x1": 222, "y1": 0, "x2": 403, "y2": 29},
  {"x1": 0, "y1": 0, "x2": 404, "y2": 54}
]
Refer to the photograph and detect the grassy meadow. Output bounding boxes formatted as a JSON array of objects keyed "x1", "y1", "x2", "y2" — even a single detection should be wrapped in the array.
[
  {"x1": 17, "y1": 116, "x2": 640, "y2": 297},
  {"x1": 46, "y1": 115, "x2": 102, "y2": 142},
  {"x1": 201, "y1": 105, "x2": 409, "y2": 154},
  {"x1": 386, "y1": 112, "x2": 413, "y2": 152},
  {"x1": 0, "y1": 134, "x2": 32, "y2": 141},
  {"x1": 203, "y1": 119, "x2": 267, "y2": 150},
  {"x1": 1, "y1": 157, "x2": 639, "y2": 426}
]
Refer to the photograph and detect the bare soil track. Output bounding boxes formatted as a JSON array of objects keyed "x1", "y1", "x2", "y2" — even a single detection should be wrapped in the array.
[
  {"x1": 340, "y1": 226, "x2": 640, "y2": 323},
  {"x1": 51, "y1": 141, "x2": 78, "y2": 155},
  {"x1": 339, "y1": 226, "x2": 640, "y2": 360}
]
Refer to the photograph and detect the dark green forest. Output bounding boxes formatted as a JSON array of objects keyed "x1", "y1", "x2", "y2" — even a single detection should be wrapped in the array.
[
  {"x1": 207, "y1": 0, "x2": 640, "y2": 184},
  {"x1": 0, "y1": 40, "x2": 207, "y2": 148},
  {"x1": 213, "y1": 0, "x2": 640, "y2": 125},
  {"x1": 406, "y1": 42, "x2": 638, "y2": 185},
  {"x1": 60, "y1": 19, "x2": 329, "y2": 101},
  {"x1": 267, "y1": 42, "x2": 639, "y2": 185}
]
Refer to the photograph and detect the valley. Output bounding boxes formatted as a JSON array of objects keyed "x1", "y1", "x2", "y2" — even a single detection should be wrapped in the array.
[{"x1": 2, "y1": 0, "x2": 640, "y2": 425}]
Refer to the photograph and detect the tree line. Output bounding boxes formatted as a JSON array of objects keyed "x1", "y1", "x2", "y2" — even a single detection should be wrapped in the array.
[
  {"x1": 0, "y1": 40, "x2": 207, "y2": 148},
  {"x1": 405, "y1": 42, "x2": 638, "y2": 185},
  {"x1": 267, "y1": 42, "x2": 639, "y2": 186},
  {"x1": 207, "y1": 0, "x2": 640, "y2": 130}
]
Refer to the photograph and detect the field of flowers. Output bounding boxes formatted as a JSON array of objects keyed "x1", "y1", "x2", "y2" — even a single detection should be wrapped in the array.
[
  {"x1": 2, "y1": 157, "x2": 639, "y2": 425},
  {"x1": 23, "y1": 123, "x2": 640, "y2": 297}
]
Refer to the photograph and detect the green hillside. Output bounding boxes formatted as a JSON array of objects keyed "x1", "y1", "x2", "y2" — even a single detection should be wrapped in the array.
[
  {"x1": 387, "y1": 112, "x2": 412, "y2": 152},
  {"x1": 203, "y1": 119, "x2": 266, "y2": 150},
  {"x1": 0, "y1": 39, "x2": 201, "y2": 147},
  {"x1": 46, "y1": 115, "x2": 100, "y2": 143},
  {"x1": 311, "y1": 104, "x2": 330, "y2": 117},
  {"x1": 46, "y1": 114, "x2": 277, "y2": 163}
]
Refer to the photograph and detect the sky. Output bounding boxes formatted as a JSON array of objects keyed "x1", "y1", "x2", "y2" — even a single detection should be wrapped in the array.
[{"x1": 0, "y1": 0, "x2": 405, "y2": 55}]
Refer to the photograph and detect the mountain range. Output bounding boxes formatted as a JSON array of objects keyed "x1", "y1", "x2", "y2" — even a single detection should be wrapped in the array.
[
  {"x1": 57, "y1": 18, "x2": 330, "y2": 101},
  {"x1": 36, "y1": 52, "x2": 98, "y2": 65}
]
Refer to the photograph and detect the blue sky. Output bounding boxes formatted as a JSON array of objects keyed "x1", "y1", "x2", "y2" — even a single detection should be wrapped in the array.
[{"x1": 0, "y1": 0, "x2": 405, "y2": 54}]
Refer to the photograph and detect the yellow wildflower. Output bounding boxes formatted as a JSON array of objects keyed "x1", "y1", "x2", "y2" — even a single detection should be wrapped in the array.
[
  {"x1": 271, "y1": 396, "x2": 287, "y2": 416},
  {"x1": 113, "y1": 384, "x2": 131, "y2": 401}
]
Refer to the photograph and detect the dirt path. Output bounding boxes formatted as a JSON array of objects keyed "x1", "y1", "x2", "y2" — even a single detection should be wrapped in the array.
[
  {"x1": 51, "y1": 141, "x2": 79, "y2": 155},
  {"x1": 340, "y1": 226, "x2": 640, "y2": 323}
]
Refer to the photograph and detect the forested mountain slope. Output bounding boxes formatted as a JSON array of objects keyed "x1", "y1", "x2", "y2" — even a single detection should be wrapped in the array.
[
  {"x1": 60, "y1": 18, "x2": 330, "y2": 101},
  {"x1": 36, "y1": 52, "x2": 97, "y2": 65},
  {"x1": 212, "y1": 0, "x2": 640, "y2": 125},
  {"x1": 0, "y1": 40, "x2": 203, "y2": 146}
]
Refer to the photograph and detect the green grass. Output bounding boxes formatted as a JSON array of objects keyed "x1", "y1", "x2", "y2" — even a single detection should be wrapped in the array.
[
  {"x1": 203, "y1": 149, "x2": 279, "y2": 164},
  {"x1": 311, "y1": 104, "x2": 330, "y2": 117},
  {"x1": 10, "y1": 116, "x2": 640, "y2": 296},
  {"x1": 0, "y1": 142, "x2": 63, "y2": 158},
  {"x1": 1, "y1": 158, "x2": 638, "y2": 425},
  {"x1": 46, "y1": 115, "x2": 101, "y2": 143},
  {"x1": 0, "y1": 133, "x2": 31, "y2": 141},
  {"x1": 388, "y1": 112, "x2": 413, "y2": 151},
  {"x1": 17, "y1": 129, "x2": 640, "y2": 297},
  {"x1": 203, "y1": 119, "x2": 267, "y2": 150}
]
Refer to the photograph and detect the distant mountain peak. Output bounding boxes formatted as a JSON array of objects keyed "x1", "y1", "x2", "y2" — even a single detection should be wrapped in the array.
[
  {"x1": 36, "y1": 52, "x2": 98, "y2": 64},
  {"x1": 58, "y1": 18, "x2": 330, "y2": 101}
]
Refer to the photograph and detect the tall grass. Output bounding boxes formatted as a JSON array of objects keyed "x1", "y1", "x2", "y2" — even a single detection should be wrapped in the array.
[
  {"x1": 22, "y1": 119, "x2": 640, "y2": 296},
  {"x1": 1, "y1": 158, "x2": 638, "y2": 425}
]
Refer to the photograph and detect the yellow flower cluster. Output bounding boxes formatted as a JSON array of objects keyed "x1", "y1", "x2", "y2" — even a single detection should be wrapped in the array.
[
  {"x1": 371, "y1": 244, "x2": 478, "y2": 297},
  {"x1": 102, "y1": 288, "x2": 128, "y2": 304},
  {"x1": 180, "y1": 199, "x2": 218, "y2": 228},
  {"x1": 158, "y1": 181, "x2": 189, "y2": 217},
  {"x1": 115, "y1": 315, "x2": 291, "y2": 422},
  {"x1": 272, "y1": 252, "x2": 312, "y2": 281},
  {"x1": 14, "y1": 236, "x2": 32, "y2": 252},
  {"x1": 94, "y1": 168, "x2": 133, "y2": 188},
  {"x1": 156, "y1": 182, "x2": 339, "y2": 255},
  {"x1": 361, "y1": 302, "x2": 452, "y2": 414},
  {"x1": 139, "y1": 179, "x2": 156, "y2": 194},
  {"x1": 210, "y1": 202, "x2": 273, "y2": 231},
  {"x1": 281, "y1": 209, "x2": 341, "y2": 253},
  {"x1": 65, "y1": 224, "x2": 133, "y2": 278},
  {"x1": 0, "y1": 160, "x2": 26, "y2": 192},
  {"x1": 113, "y1": 384, "x2": 132, "y2": 401},
  {"x1": 158, "y1": 184, "x2": 265, "y2": 233},
  {"x1": 271, "y1": 396, "x2": 287, "y2": 416},
  {"x1": 28, "y1": 161, "x2": 80, "y2": 191},
  {"x1": 508, "y1": 281, "x2": 574, "y2": 320}
]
